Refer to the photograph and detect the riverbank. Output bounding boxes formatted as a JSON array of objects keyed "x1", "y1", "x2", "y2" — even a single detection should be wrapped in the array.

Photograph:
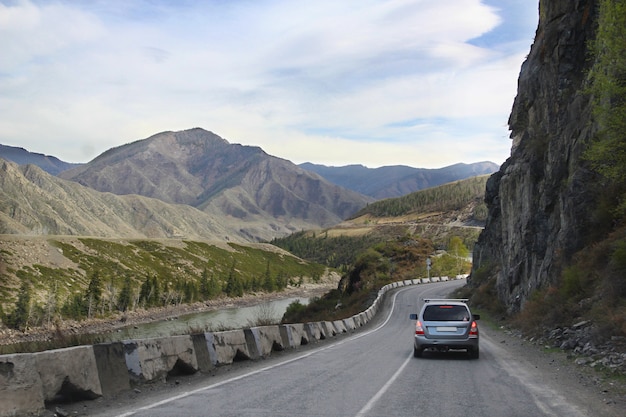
[{"x1": 0, "y1": 279, "x2": 338, "y2": 349}]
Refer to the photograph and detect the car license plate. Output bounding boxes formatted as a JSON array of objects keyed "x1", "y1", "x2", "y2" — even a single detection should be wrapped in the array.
[{"x1": 436, "y1": 327, "x2": 457, "y2": 332}]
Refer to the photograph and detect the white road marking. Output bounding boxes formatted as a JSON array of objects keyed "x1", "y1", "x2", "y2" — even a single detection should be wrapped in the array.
[
  {"x1": 117, "y1": 285, "x2": 411, "y2": 417},
  {"x1": 353, "y1": 353, "x2": 413, "y2": 417}
]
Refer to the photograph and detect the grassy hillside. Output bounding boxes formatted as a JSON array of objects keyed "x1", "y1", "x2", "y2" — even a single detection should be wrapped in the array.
[
  {"x1": 349, "y1": 175, "x2": 489, "y2": 220},
  {"x1": 0, "y1": 175, "x2": 486, "y2": 339},
  {"x1": 275, "y1": 177, "x2": 482, "y2": 323},
  {"x1": 0, "y1": 237, "x2": 327, "y2": 331}
]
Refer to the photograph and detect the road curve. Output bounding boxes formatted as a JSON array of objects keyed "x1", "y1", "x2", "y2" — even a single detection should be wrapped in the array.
[{"x1": 88, "y1": 280, "x2": 604, "y2": 417}]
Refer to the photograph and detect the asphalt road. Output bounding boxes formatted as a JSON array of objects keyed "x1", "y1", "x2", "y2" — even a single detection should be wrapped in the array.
[{"x1": 83, "y1": 280, "x2": 609, "y2": 417}]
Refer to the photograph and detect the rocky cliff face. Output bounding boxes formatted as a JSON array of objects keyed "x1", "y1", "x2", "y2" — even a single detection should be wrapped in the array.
[{"x1": 471, "y1": 0, "x2": 600, "y2": 313}]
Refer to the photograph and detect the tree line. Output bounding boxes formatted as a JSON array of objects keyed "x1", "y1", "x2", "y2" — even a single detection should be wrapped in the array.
[
  {"x1": 349, "y1": 175, "x2": 489, "y2": 219},
  {"x1": 1, "y1": 261, "x2": 301, "y2": 331}
]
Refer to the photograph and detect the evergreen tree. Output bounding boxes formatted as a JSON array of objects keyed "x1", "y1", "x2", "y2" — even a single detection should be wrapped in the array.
[
  {"x1": 7, "y1": 280, "x2": 31, "y2": 330},
  {"x1": 152, "y1": 275, "x2": 161, "y2": 305},
  {"x1": 208, "y1": 273, "x2": 221, "y2": 298},
  {"x1": 139, "y1": 275, "x2": 153, "y2": 307},
  {"x1": 225, "y1": 261, "x2": 243, "y2": 297},
  {"x1": 200, "y1": 268, "x2": 210, "y2": 300},
  {"x1": 118, "y1": 275, "x2": 133, "y2": 312},
  {"x1": 85, "y1": 270, "x2": 102, "y2": 318},
  {"x1": 61, "y1": 293, "x2": 86, "y2": 320},
  {"x1": 586, "y1": 0, "x2": 626, "y2": 215},
  {"x1": 263, "y1": 260, "x2": 276, "y2": 292}
]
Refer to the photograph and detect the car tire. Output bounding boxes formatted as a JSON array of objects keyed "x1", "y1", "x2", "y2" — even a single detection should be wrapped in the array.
[
  {"x1": 468, "y1": 347, "x2": 479, "y2": 359},
  {"x1": 413, "y1": 346, "x2": 423, "y2": 358}
]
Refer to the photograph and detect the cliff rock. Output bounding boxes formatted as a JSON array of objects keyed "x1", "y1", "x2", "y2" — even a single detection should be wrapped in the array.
[{"x1": 471, "y1": 0, "x2": 601, "y2": 312}]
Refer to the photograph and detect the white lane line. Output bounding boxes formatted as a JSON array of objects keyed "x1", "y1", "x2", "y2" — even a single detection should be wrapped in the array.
[
  {"x1": 117, "y1": 287, "x2": 411, "y2": 417},
  {"x1": 353, "y1": 281, "x2": 465, "y2": 417},
  {"x1": 353, "y1": 353, "x2": 413, "y2": 417}
]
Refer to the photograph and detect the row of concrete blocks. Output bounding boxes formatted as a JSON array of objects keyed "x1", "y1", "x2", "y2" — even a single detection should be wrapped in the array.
[{"x1": 0, "y1": 275, "x2": 467, "y2": 416}]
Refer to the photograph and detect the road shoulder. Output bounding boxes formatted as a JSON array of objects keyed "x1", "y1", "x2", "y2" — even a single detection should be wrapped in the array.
[{"x1": 482, "y1": 322, "x2": 626, "y2": 417}]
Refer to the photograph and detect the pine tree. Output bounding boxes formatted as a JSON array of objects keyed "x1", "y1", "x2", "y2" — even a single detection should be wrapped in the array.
[
  {"x1": 200, "y1": 268, "x2": 210, "y2": 300},
  {"x1": 7, "y1": 281, "x2": 31, "y2": 330},
  {"x1": 263, "y1": 260, "x2": 276, "y2": 292},
  {"x1": 208, "y1": 273, "x2": 221, "y2": 298},
  {"x1": 151, "y1": 275, "x2": 161, "y2": 306},
  {"x1": 225, "y1": 261, "x2": 243, "y2": 297},
  {"x1": 139, "y1": 275, "x2": 153, "y2": 307},
  {"x1": 118, "y1": 276, "x2": 133, "y2": 312},
  {"x1": 85, "y1": 270, "x2": 102, "y2": 318}
]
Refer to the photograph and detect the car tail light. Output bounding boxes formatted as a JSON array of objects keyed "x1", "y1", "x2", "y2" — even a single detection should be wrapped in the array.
[
  {"x1": 469, "y1": 321, "x2": 478, "y2": 337},
  {"x1": 415, "y1": 320, "x2": 425, "y2": 335}
]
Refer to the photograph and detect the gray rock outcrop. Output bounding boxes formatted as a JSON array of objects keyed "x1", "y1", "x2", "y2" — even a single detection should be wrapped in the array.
[{"x1": 471, "y1": 0, "x2": 600, "y2": 313}]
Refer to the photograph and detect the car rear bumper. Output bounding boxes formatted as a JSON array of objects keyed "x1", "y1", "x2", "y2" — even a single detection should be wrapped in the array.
[{"x1": 414, "y1": 335, "x2": 479, "y2": 350}]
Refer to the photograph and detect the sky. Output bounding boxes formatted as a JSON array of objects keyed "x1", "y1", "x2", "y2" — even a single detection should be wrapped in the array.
[{"x1": 0, "y1": 0, "x2": 538, "y2": 169}]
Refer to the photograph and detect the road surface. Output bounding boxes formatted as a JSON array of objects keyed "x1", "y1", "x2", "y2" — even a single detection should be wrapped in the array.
[{"x1": 75, "y1": 280, "x2": 620, "y2": 417}]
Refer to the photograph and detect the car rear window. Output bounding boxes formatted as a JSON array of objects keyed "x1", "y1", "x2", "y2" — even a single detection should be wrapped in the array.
[{"x1": 423, "y1": 305, "x2": 470, "y2": 321}]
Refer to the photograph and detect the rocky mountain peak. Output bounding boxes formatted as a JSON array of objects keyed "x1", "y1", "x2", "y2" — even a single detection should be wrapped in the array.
[{"x1": 56, "y1": 128, "x2": 371, "y2": 241}]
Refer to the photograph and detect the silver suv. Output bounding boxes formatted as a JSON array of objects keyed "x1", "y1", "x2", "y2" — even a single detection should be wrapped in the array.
[{"x1": 409, "y1": 299, "x2": 480, "y2": 359}]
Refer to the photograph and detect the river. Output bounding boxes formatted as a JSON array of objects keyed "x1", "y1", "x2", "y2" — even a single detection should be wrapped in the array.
[{"x1": 109, "y1": 296, "x2": 309, "y2": 341}]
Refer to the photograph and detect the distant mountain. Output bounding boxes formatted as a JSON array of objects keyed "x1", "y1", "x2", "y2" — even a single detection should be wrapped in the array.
[
  {"x1": 299, "y1": 161, "x2": 499, "y2": 199},
  {"x1": 0, "y1": 144, "x2": 82, "y2": 175},
  {"x1": 0, "y1": 158, "x2": 236, "y2": 240},
  {"x1": 57, "y1": 128, "x2": 372, "y2": 241}
]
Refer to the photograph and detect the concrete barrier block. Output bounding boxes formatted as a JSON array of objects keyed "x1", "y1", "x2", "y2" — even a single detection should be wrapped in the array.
[
  {"x1": 191, "y1": 333, "x2": 214, "y2": 372},
  {"x1": 321, "y1": 321, "x2": 337, "y2": 337},
  {"x1": 34, "y1": 345, "x2": 102, "y2": 403},
  {"x1": 441, "y1": 276, "x2": 449, "y2": 282},
  {"x1": 343, "y1": 317, "x2": 356, "y2": 331},
  {"x1": 370, "y1": 301, "x2": 379, "y2": 315},
  {"x1": 305, "y1": 323, "x2": 322, "y2": 342},
  {"x1": 284, "y1": 323, "x2": 308, "y2": 346},
  {"x1": 313, "y1": 322, "x2": 327, "y2": 339},
  {"x1": 421, "y1": 278, "x2": 431, "y2": 284},
  {"x1": 251, "y1": 326, "x2": 285, "y2": 357},
  {"x1": 243, "y1": 328, "x2": 262, "y2": 360},
  {"x1": 0, "y1": 353, "x2": 45, "y2": 417},
  {"x1": 333, "y1": 320, "x2": 347, "y2": 333},
  {"x1": 93, "y1": 343, "x2": 130, "y2": 397},
  {"x1": 203, "y1": 332, "x2": 218, "y2": 366},
  {"x1": 431, "y1": 276, "x2": 441, "y2": 282},
  {"x1": 126, "y1": 335, "x2": 198, "y2": 382},
  {"x1": 358, "y1": 312, "x2": 368, "y2": 325},
  {"x1": 212, "y1": 330, "x2": 251, "y2": 365},
  {"x1": 279, "y1": 325, "x2": 295, "y2": 349}
]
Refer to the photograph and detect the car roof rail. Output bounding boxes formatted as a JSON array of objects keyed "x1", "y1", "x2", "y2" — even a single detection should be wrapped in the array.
[{"x1": 423, "y1": 298, "x2": 469, "y2": 303}]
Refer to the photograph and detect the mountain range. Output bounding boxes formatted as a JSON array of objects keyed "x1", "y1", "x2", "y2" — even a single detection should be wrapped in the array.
[
  {"x1": 0, "y1": 128, "x2": 497, "y2": 241},
  {"x1": 0, "y1": 144, "x2": 80, "y2": 175},
  {"x1": 299, "y1": 161, "x2": 498, "y2": 199}
]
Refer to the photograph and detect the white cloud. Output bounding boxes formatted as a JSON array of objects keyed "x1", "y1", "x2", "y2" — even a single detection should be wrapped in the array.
[{"x1": 0, "y1": 0, "x2": 537, "y2": 167}]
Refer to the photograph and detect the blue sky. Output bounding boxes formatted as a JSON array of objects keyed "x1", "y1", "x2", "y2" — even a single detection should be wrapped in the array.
[{"x1": 0, "y1": 0, "x2": 538, "y2": 168}]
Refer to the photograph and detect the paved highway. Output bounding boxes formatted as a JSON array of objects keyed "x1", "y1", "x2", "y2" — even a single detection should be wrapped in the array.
[{"x1": 95, "y1": 280, "x2": 600, "y2": 417}]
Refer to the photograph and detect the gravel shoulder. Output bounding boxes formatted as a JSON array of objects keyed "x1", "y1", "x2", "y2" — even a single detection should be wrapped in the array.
[{"x1": 481, "y1": 320, "x2": 626, "y2": 417}]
